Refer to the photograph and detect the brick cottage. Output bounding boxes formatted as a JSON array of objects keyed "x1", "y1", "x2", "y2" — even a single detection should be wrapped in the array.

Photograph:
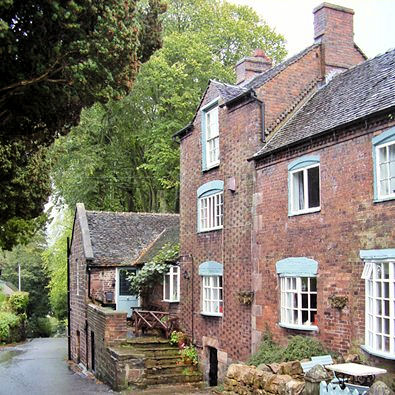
[
  {"x1": 174, "y1": 2, "x2": 394, "y2": 385},
  {"x1": 68, "y1": 2, "x2": 395, "y2": 389}
]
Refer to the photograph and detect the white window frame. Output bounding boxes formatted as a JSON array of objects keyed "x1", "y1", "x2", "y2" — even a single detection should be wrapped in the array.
[
  {"x1": 280, "y1": 276, "x2": 318, "y2": 331},
  {"x1": 163, "y1": 265, "x2": 180, "y2": 303},
  {"x1": 205, "y1": 105, "x2": 219, "y2": 169},
  {"x1": 290, "y1": 163, "x2": 321, "y2": 215},
  {"x1": 202, "y1": 275, "x2": 223, "y2": 316},
  {"x1": 376, "y1": 141, "x2": 395, "y2": 200},
  {"x1": 198, "y1": 191, "x2": 223, "y2": 232},
  {"x1": 364, "y1": 261, "x2": 395, "y2": 359}
]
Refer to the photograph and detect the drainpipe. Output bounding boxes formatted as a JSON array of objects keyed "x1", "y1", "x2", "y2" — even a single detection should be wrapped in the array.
[
  {"x1": 251, "y1": 91, "x2": 266, "y2": 143},
  {"x1": 191, "y1": 255, "x2": 195, "y2": 344},
  {"x1": 67, "y1": 237, "x2": 71, "y2": 361}
]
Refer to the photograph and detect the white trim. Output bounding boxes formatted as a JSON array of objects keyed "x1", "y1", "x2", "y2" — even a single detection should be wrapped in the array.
[
  {"x1": 163, "y1": 265, "x2": 180, "y2": 303},
  {"x1": 376, "y1": 141, "x2": 395, "y2": 200},
  {"x1": 289, "y1": 163, "x2": 321, "y2": 216},
  {"x1": 198, "y1": 191, "x2": 223, "y2": 232},
  {"x1": 201, "y1": 275, "x2": 223, "y2": 316},
  {"x1": 279, "y1": 323, "x2": 318, "y2": 331}
]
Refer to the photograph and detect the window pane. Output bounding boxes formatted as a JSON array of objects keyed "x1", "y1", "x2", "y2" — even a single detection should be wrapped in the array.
[
  {"x1": 293, "y1": 171, "x2": 304, "y2": 210},
  {"x1": 302, "y1": 293, "x2": 308, "y2": 308},
  {"x1": 164, "y1": 274, "x2": 170, "y2": 300},
  {"x1": 311, "y1": 294, "x2": 317, "y2": 309},
  {"x1": 310, "y1": 277, "x2": 317, "y2": 292},
  {"x1": 378, "y1": 146, "x2": 388, "y2": 164},
  {"x1": 307, "y1": 166, "x2": 320, "y2": 208},
  {"x1": 119, "y1": 269, "x2": 135, "y2": 296}
]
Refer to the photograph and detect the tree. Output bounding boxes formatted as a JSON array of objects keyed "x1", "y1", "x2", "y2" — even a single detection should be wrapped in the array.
[
  {"x1": 0, "y1": 0, "x2": 166, "y2": 249},
  {"x1": 0, "y1": 234, "x2": 50, "y2": 318},
  {"x1": 42, "y1": 209, "x2": 73, "y2": 320},
  {"x1": 50, "y1": 0, "x2": 286, "y2": 213}
]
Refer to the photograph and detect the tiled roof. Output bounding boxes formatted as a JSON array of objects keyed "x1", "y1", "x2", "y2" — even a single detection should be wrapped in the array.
[
  {"x1": 85, "y1": 211, "x2": 179, "y2": 265},
  {"x1": 210, "y1": 80, "x2": 247, "y2": 102},
  {"x1": 243, "y1": 44, "x2": 320, "y2": 91},
  {"x1": 254, "y1": 48, "x2": 395, "y2": 158},
  {"x1": 134, "y1": 225, "x2": 179, "y2": 265}
]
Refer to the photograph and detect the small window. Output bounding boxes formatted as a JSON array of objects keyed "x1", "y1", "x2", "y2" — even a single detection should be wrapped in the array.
[
  {"x1": 288, "y1": 156, "x2": 320, "y2": 216},
  {"x1": 373, "y1": 127, "x2": 395, "y2": 202},
  {"x1": 163, "y1": 266, "x2": 180, "y2": 302},
  {"x1": 199, "y1": 192, "x2": 223, "y2": 232},
  {"x1": 202, "y1": 276, "x2": 223, "y2": 316},
  {"x1": 280, "y1": 277, "x2": 317, "y2": 329},
  {"x1": 201, "y1": 98, "x2": 220, "y2": 171},
  {"x1": 197, "y1": 180, "x2": 224, "y2": 233},
  {"x1": 206, "y1": 106, "x2": 219, "y2": 168},
  {"x1": 376, "y1": 142, "x2": 395, "y2": 199}
]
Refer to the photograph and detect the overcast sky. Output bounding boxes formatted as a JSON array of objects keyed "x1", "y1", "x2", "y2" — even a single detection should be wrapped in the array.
[{"x1": 229, "y1": 0, "x2": 395, "y2": 59}]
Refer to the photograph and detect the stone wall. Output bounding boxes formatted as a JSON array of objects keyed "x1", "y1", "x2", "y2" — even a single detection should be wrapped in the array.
[{"x1": 223, "y1": 363, "x2": 305, "y2": 395}]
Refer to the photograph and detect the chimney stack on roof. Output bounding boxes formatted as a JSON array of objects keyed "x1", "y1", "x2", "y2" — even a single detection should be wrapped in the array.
[
  {"x1": 313, "y1": 2, "x2": 363, "y2": 74},
  {"x1": 235, "y1": 49, "x2": 272, "y2": 85}
]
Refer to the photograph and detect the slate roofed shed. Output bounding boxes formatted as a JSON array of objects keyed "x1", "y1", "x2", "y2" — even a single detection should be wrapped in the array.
[
  {"x1": 253, "y1": 48, "x2": 395, "y2": 159},
  {"x1": 74, "y1": 203, "x2": 179, "y2": 266}
]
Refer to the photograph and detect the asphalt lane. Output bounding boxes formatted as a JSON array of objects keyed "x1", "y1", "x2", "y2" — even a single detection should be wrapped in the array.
[{"x1": 0, "y1": 337, "x2": 112, "y2": 395}]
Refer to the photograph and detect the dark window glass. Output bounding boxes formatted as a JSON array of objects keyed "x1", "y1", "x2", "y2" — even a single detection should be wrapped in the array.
[
  {"x1": 307, "y1": 166, "x2": 320, "y2": 208},
  {"x1": 119, "y1": 269, "x2": 135, "y2": 296}
]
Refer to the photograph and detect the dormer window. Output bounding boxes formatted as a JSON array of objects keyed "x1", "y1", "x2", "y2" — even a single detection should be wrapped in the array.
[{"x1": 201, "y1": 98, "x2": 220, "y2": 170}]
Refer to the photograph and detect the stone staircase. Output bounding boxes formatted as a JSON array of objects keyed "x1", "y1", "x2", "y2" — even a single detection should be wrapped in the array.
[{"x1": 124, "y1": 336, "x2": 203, "y2": 388}]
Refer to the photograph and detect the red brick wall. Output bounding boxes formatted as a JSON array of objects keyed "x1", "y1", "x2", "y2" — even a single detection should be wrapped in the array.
[
  {"x1": 179, "y1": 83, "x2": 262, "y2": 373},
  {"x1": 90, "y1": 268, "x2": 116, "y2": 303},
  {"x1": 69, "y1": 217, "x2": 89, "y2": 366},
  {"x1": 253, "y1": 122, "x2": 395, "y2": 358}
]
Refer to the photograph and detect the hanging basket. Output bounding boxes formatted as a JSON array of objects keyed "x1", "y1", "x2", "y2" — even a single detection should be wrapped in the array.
[
  {"x1": 328, "y1": 294, "x2": 348, "y2": 310},
  {"x1": 237, "y1": 291, "x2": 254, "y2": 305}
]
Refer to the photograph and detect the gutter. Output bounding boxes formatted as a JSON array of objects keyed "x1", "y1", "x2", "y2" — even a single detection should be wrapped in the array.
[
  {"x1": 172, "y1": 123, "x2": 193, "y2": 142},
  {"x1": 67, "y1": 236, "x2": 71, "y2": 361}
]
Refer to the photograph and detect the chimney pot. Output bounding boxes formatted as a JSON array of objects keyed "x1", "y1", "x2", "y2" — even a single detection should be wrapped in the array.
[{"x1": 235, "y1": 49, "x2": 272, "y2": 85}]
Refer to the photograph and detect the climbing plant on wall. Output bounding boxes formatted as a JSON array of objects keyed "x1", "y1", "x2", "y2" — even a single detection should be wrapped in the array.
[{"x1": 127, "y1": 243, "x2": 179, "y2": 296}]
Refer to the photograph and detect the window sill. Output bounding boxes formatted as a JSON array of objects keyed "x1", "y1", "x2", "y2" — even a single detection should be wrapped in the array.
[
  {"x1": 289, "y1": 207, "x2": 321, "y2": 217},
  {"x1": 201, "y1": 312, "x2": 223, "y2": 317},
  {"x1": 373, "y1": 195, "x2": 395, "y2": 204},
  {"x1": 279, "y1": 323, "x2": 318, "y2": 332},
  {"x1": 360, "y1": 345, "x2": 395, "y2": 360},
  {"x1": 163, "y1": 300, "x2": 180, "y2": 303},
  {"x1": 197, "y1": 227, "x2": 223, "y2": 234},
  {"x1": 203, "y1": 163, "x2": 220, "y2": 172}
]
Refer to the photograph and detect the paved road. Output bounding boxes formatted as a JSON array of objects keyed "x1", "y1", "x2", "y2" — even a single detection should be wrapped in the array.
[{"x1": 0, "y1": 337, "x2": 112, "y2": 395}]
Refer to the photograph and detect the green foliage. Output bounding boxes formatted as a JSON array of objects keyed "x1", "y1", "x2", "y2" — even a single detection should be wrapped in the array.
[
  {"x1": 0, "y1": 311, "x2": 20, "y2": 342},
  {"x1": 0, "y1": 0, "x2": 165, "y2": 250},
  {"x1": 127, "y1": 243, "x2": 179, "y2": 296},
  {"x1": 169, "y1": 330, "x2": 186, "y2": 346},
  {"x1": 248, "y1": 331, "x2": 284, "y2": 365},
  {"x1": 26, "y1": 316, "x2": 57, "y2": 338},
  {"x1": 180, "y1": 344, "x2": 199, "y2": 365},
  {"x1": 249, "y1": 333, "x2": 328, "y2": 366},
  {"x1": 0, "y1": 237, "x2": 50, "y2": 318},
  {"x1": 42, "y1": 209, "x2": 73, "y2": 320},
  {"x1": 0, "y1": 290, "x2": 6, "y2": 308},
  {"x1": 8, "y1": 292, "x2": 29, "y2": 315},
  {"x1": 282, "y1": 335, "x2": 327, "y2": 362},
  {"x1": 49, "y1": 0, "x2": 286, "y2": 214}
]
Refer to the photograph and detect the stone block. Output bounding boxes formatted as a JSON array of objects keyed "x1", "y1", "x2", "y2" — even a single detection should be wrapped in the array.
[{"x1": 285, "y1": 379, "x2": 305, "y2": 395}]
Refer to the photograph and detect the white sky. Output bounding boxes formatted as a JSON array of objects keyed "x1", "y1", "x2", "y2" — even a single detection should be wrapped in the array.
[{"x1": 229, "y1": 0, "x2": 395, "y2": 59}]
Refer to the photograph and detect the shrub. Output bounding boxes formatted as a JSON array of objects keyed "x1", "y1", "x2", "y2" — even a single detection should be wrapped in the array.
[
  {"x1": 27, "y1": 316, "x2": 56, "y2": 338},
  {"x1": 0, "y1": 311, "x2": 20, "y2": 342},
  {"x1": 8, "y1": 292, "x2": 29, "y2": 314},
  {"x1": 0, "y1": 291, "x2": 6, "y2": 308},
  {"x1": 282, "y1": 335, "x2": 327, "y2": 361},
  {"x1": 249, "y1": 332, "x2": 329, "y2": 366},
  {"x1": 248, "y1": 331, "x2": 284, "y2": 366}
]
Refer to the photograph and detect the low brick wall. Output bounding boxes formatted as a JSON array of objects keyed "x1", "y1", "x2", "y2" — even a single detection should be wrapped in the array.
[
  {"x1": 223, "y1": 362, "x2": 305, "y2": 395},
  {"x1": 87, "y1": 304, "x2": 129, "y2": 390}
]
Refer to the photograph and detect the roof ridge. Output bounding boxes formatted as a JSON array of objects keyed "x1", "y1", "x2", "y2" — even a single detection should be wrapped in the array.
[{"x1": 86, "y1": 210, "x2": 179, "y2": 216}]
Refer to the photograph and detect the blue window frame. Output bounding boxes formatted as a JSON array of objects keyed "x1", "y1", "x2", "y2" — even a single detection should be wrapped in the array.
[
  {"x1": 288, "y1": 156, "x2": 321, "y2": 216},
  {"x1": 276, "y1": 257, "x2": 319, "y2": 331},
  {"x1": 372, "y1": 127, "x2": 395, "y2": 202},
  {"x1": 201, "y1": 97, "x2": 220, "y2": 171},
  {"x1": 197, "y1": 180, "x2": 224, "y2": 232}
]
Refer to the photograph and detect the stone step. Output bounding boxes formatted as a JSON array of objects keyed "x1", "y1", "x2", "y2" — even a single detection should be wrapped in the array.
[
  {"x1": 144, "y1": 371, "x2": 203, "y2": 386},
  {"x1": 144, "y1": 355, "x2": 182, "y2": 368},
  {"x1": 138, "y1": 348, "x2": 181, "y2": 358},
  {"x1": 146, "y1": 364, "x2": 197, "y2": 376},
  {"x1": 126, "y1": 336, "x2": 169, "y2": 346}
]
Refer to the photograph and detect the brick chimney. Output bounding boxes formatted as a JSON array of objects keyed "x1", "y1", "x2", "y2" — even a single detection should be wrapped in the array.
[
  {"x1": 313, "y1": 2, "x2": 364, "y2": 74},
  {"x1": 235, "y1": 49, "x2": 272, "y2": 85}
]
